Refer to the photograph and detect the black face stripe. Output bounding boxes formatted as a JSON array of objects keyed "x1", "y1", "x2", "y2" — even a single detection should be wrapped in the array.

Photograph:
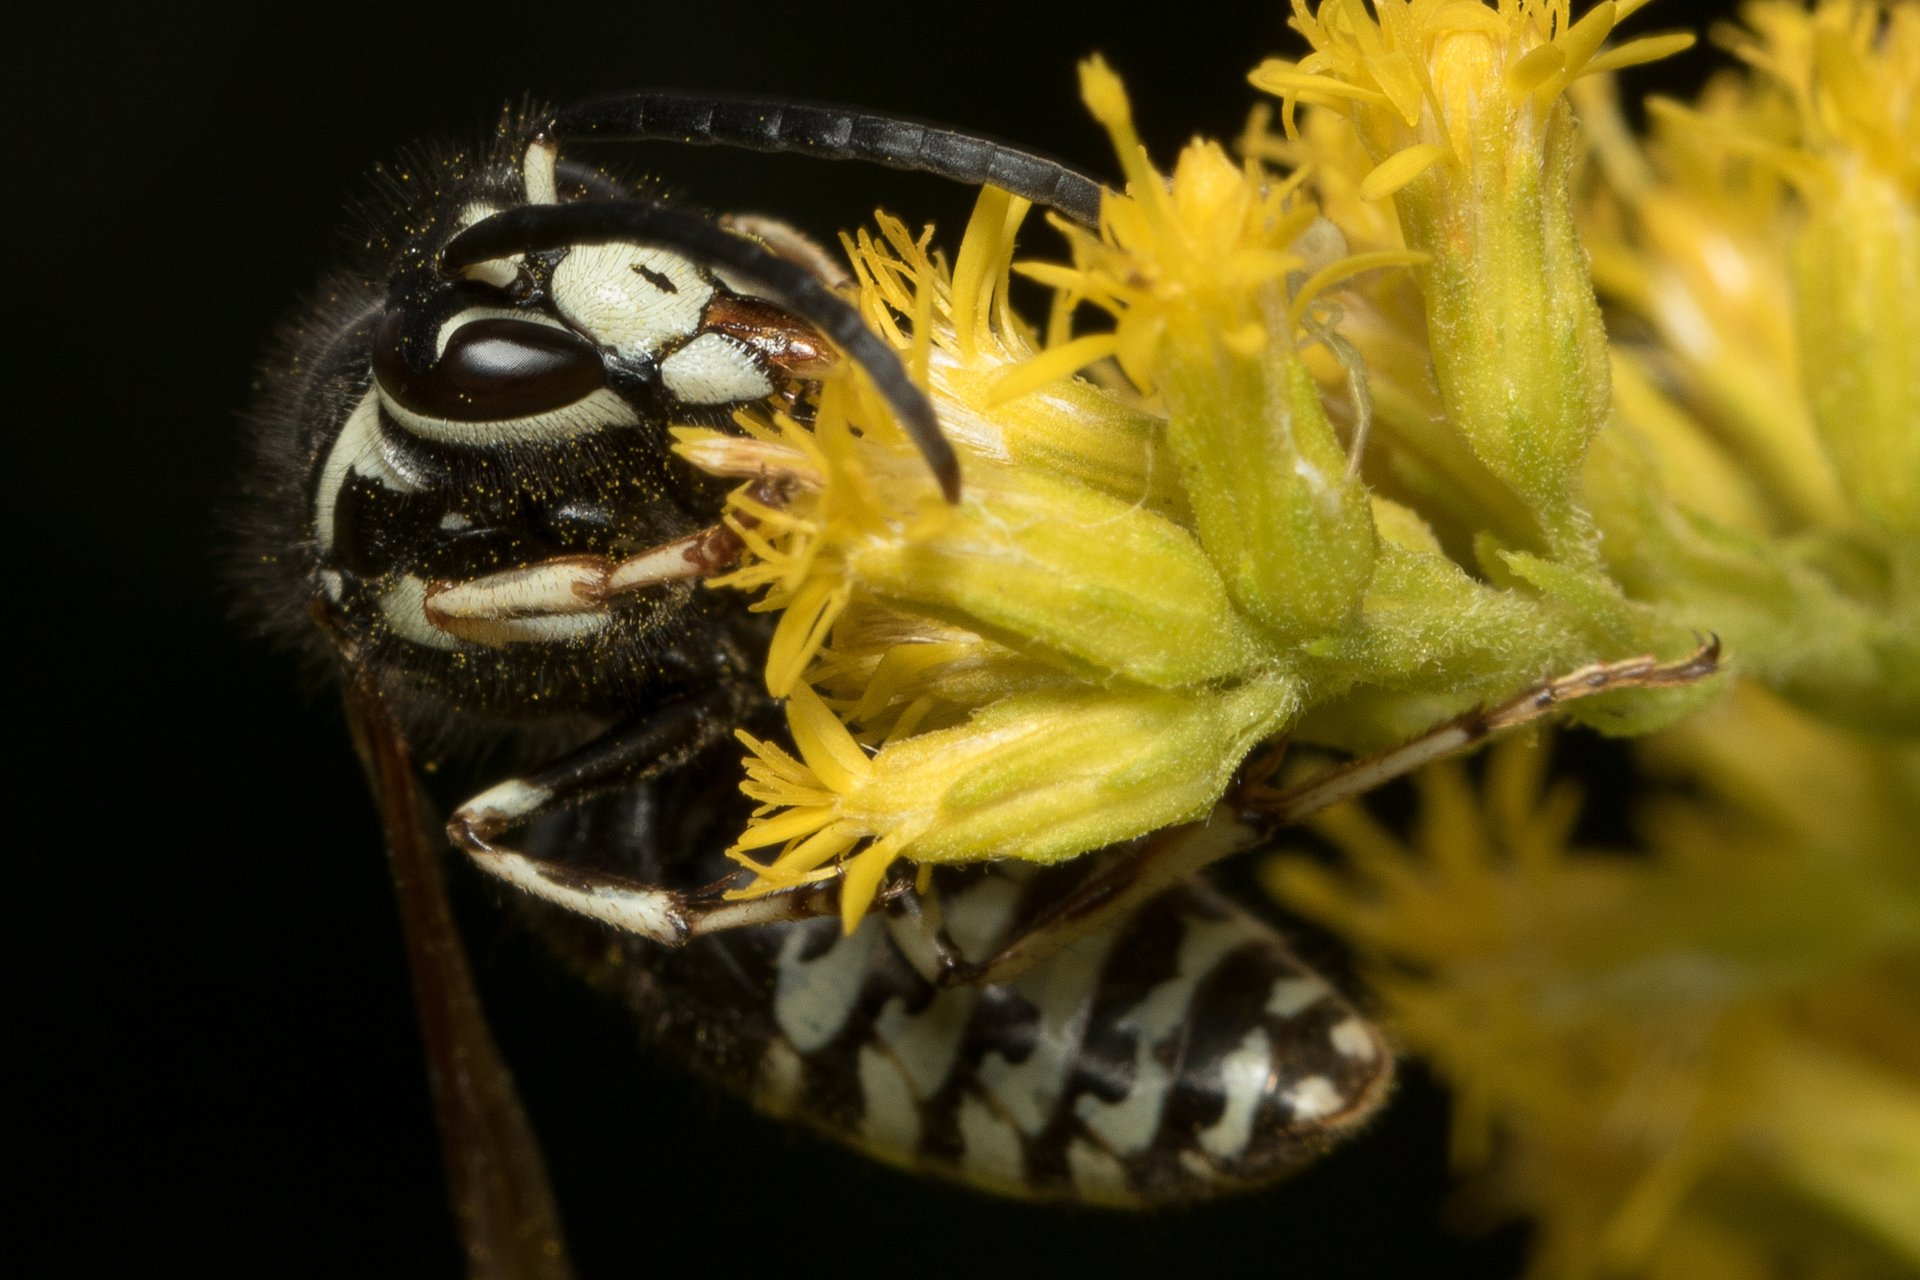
[{"x1": 632, "y1": 262, "x2": 678, "y2": 293}]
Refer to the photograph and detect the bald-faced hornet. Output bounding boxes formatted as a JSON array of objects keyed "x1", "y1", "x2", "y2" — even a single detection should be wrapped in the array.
[{"x1": 236, "y1": 89, "x2": 1717, "y2": 1275}]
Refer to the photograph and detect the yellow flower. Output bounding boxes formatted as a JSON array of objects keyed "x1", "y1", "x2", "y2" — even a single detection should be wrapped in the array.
[
  {"x1": 1579, "y1": 1, "x2": 1920, "y2": 542},
  {"x1": 1253, "y1": 0, "x2": 1694, "y2": 199},
  {"x1": 999, "y1": 61, "x2": 1310, "y2": 395},
  {"x1": 1577, "y1": 69, "x2": 1843, "y2": 534},
  {"x1": 1004, "y1": 55, "x2": 1422, "y2": 401},
  {"x1": 1712, "y1": 0, "x2": 1920, "y2": 544},
  {"x1": 843, "y1": 194, "x2": 1186, "y2": 511},
  {"x1": 681, "y1": 1, "x2": 1912, "y2": 957},
  {"x1": 1254, "y1": 1, "x2": 1694, "y2": 545},
  {"x1": 1006, "y1": 60, "x2": 1431, "y2": 637},
  {"x1": 731, "y1": 672, "x2": 1300, "y2": 933},
  {"x1": 1574, "y1": 1, "x2": 1920, "y2": 733},
  {"x1": 686, "y1": 2, "x2": 1920, "y2": 1268},
  {"x1": 682, "y1": 188, "x2": 1316, "y2": 926}
]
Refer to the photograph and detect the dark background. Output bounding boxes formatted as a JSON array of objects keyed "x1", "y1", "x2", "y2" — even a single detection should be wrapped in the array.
[{"x1": 19, "y1": 1, "x2": 1737, "y2": 1275}]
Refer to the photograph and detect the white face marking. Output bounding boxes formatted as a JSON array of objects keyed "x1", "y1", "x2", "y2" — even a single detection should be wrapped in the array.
[
  {"x1": 1284, "y1": 1075, "x2": 1345, "y2": 1123},
  {"x1": 437, "y1": 511, "x2": 472, "y2": 532},
  {"x1": 1265, "y1": 975, "x2": 1332, "y2": 1019},
  {"x1": 1065, "y1": 1139, "x2": 1132, "y2": 1203},
  {"x1": 659, "y1": 332, "x2": 774, "y2": 405},
  {"x1": 459, "y1": 778, "x2": 551, "y2": 829},
  {"x1": 522, "y1": 137, "x2": 559, "y2": 206},
  {"x1": 708, "y1": 264, "x2": 768, "y2": 300},
  {"x1": 551, "y1": 243, "x2": 713, "y2": 359},
  {"x1": 857, "y1": 1045, "x2": 923, "y2": 1154},
  {"x1": 956, "y1": 1094, "x2": 1025, "y2": 1187},
  {"x1": 377, "y1": 575, "x2": 467, "y2": 650},
  {"x1": 454, "y1": 202, "x2": 521, "y2": 288},
  {"x1": 377, "y1": 383, "x2": 640, "y2": 446},
  {"x1": 318, "y1": 569, "x2": 345, "y2": 601},
  {"x1": 1196, "y1": 1027, "x2": 1273, "y2": 1159},
  {"x1": 773, "y1": 920, "x2": 881, "y2": 1053},
  {"x1": 314, "y1": 388, "x2": 422, "y2": 551},
  {"x1": 464, "y1": 847, "x2": 682, "y2": 942},
  {"x1": 1073, "y1": 914, "x2": 1246, "y2": 1156},
  {"x1": 1329, "y1": 1017, "x2": 1379, "y2": 1061},
  {"x1": 873, "y1": 991, "x2": 977, "y2": 1099},
  {"x1": 756, "y1": 1040, "x2": 804, "y2": 1118},
  {"x1": 976, "y1": 925, "x2": 1123, "y2": 1136}
]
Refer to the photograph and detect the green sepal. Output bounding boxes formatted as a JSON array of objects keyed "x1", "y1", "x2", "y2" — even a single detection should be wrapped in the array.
[
  {"x1": 1293, "y1": 498, "x2": 1578, "y2": 750},
  {"x1": 1397, "y1": 98, "x2": 1611, "y2": 544},
  {"x1": 1160, "y1": 339, "x2": 1377, "y2": 640},
  {"x1": 846, "y1": 458, "x2": 1272, "y2": 688},
  {"x1": 1584, "y1": 423, "x2": 1920, "y2": 735},
  {"x1": 877, "y1": 669, "x2": 1303, "y2": 865}
]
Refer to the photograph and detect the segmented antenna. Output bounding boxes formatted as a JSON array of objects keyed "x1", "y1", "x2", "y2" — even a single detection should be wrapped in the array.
[{"x1": 548, "y1": 91, "x2": 1108, "y2": 230}]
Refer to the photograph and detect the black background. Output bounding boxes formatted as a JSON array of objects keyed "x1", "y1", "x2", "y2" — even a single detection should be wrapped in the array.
[{"x1": 19, "y1": 1, "x2": 1737, "y2": 1275}]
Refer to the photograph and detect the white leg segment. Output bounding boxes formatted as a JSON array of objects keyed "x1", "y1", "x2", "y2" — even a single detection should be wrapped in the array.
[{"x1": 463, "y1": 844, "x2": 685, "y2": 944}]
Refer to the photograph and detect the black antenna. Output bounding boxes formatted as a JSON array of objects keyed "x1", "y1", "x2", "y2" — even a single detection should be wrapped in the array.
[{"x1": 548, "y1": 91, "x2": 1109, "y2": 230}]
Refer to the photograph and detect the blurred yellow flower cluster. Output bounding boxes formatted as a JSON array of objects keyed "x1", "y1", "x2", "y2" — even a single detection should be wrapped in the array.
[
  {"x1": 1270, "y1": 693, "x2": 1919, "y2": 1275},
  {"x1": 1257, "y1": 1, "x2": 1920, "y2": 1272},
  {"x1": 677, "y1": 3, "x2": 1917, "y2": 1264}
]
